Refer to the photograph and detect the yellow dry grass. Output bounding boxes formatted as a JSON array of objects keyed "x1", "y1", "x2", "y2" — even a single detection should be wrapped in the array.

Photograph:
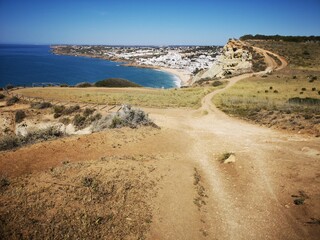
[
  {"x1": 214, "y1": 71, "x2": 320, "y2": 115},
  {"x1": 15, "y1": 87, "x2": 217, "y2": 108}
]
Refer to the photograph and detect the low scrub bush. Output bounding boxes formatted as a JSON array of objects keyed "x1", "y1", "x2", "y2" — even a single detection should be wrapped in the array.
[
  {"x1": 31, "y1": 102, "x2": 52, "y2": 109},
  {"x1": 88, "y1": 113, "x2": 102, "y2": 122},
  {"x1": 6, "y1": 96, "x2": 19, "y2": 106},
  {"x1": 5, "y1": 84, "x2": 14, "y2": 90},
  {"x1": 94, "y1": 78, "x2": 141, "y2": 88},
  {"x1": 63, "y1": 105, "x2": 80, "y2": 115},
  {"x1": 0, "y1": 93, "x2": 5, "y2": 100},
  {"x1": 59, "y1": 117, "x2": 71, "y2": 125},
  {"x1": 53, "y1": 105, "x2": 80, "y2": 118},
  {"x1": 15, "y1": 110, "x2": 26, "y2": 123},
  {"x1": 73, "y1": 114, "x2": 87, "y2": 129},
  {"x1": 92, "y1": 105, "x2": 158, "y2": 131},
  {"x1": 83, "y1": 108, "x2": 95, "y2": 117},
  {"x1": 0, "y1": 127, "x2": 64, "y2": 151},
  {"x1": 53, "y1": 105, "x2": 65, "y2": 114},
  {"x1": 0, "y1": 135, "x2": 21, "y2": 151},
  {"x1": 212, "y1": 81, "x2": 223, "y2": 87},
  {"x1": 288, "y1": 97, "x2": 320, "y2": 105}
]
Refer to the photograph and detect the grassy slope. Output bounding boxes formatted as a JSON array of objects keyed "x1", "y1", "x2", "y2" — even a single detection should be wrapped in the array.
[
  {"x1": 246, "y1": 40, "x2": 320, "y2": 70},
  {"x1": 15, "y1": 87, "x2": 218, "y2": 109},
  {"x1": 214, "y1": 40, "x2": 320, "y2": 135}
]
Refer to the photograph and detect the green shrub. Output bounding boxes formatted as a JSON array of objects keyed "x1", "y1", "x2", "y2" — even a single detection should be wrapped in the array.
[
  {"x1": 6, "y1": 96, "x2": 19, "y2": 106},
  {"x1": 15, "y1": 110, "x2": 26, "y2": 123},
  {"x1": 83, "y1": 108, "x2": 95, "y2": 117},
  {"x1": 63, "y1": 105, "x2": 80, "y2": 115},
  {"x1": 94, "y1": 78, "x2": 141, "y2": 88},
  {"x1": 0, "y1": 127, "x2": 64, "y2": 151},
  {"x1": 0, "y1": 93, "x2": 5, "y2": 100},
  {"x1": 88, "y1": 113, "x2": 102, "y2": 122},
  {"x1": 59, "y1": 117, "x2": 71, "y2": 125},
  {"x1": 0, "y1": 135, "x2": 21, "y2": 151},
  {"x1": 73, "y1": 114, "x2": 87, "y2": 129},
  {"x1": 110, "y1": 116, "x2": 123, "y2": 128},
  {"x1": 31, "y1": 102, "x2": 52, "y2": 109},
  {"x1": 212, "y1": 81, "x2": 223, "y2": 87}
]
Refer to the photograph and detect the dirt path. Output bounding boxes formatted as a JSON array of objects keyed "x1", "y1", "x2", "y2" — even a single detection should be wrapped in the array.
[
  {"x1": 1, "y1": 50, "x2": 319, "y2": 239},
  {"x1": 145, "y1": 52, "x2": 319, "y2": 239}
]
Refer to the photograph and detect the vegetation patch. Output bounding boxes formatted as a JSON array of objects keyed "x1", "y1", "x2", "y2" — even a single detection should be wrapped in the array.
[
  {"x1": 0, "y1": 126, "x2": 64, "y2": 151},
  {"x1": 94, "y1": 78, "x2": 141, "y2": 88},
  {"x1": 93, "y1": 105, "x2": 157, "y2": 131},
  {"x1": 15, "y1": 87, "x2": 215, "y2": 108},
  {"x1": 15, "y1": 110, "x2": 26, "y2": 123},
  {"x1": 6, "y1": 96, "x2": 19, "y2": 106},
  {"x1": 214, "y1": 71, "x2": 320, "y2": 135},
  {"x1": 31, "y1": 101, "x2": 52, "y2": 109}
]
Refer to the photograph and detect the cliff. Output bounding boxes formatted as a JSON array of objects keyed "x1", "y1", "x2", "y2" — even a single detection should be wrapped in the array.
[{"x1": 191, "y1": 39, "x2": 252, "y2": 84}]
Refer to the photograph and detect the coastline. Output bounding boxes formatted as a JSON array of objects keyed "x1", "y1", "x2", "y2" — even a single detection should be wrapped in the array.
[
  {"x1": 51, "y1": 47, "x2": 192, "y2": 88},
  {"x1": 158, "y1": 67, "x2": 191, "y2": 87}
]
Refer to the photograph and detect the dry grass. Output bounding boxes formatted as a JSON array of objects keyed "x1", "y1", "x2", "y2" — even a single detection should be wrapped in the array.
[
  {"x1": 0, "y1": 155, "x2": 159, "y2": 239},
  {"x1": 15, "y1": 87, "x2": 216, "y2": 109},
  {"x1": 214, "y1": 70, "x2": 320, "y2": 114},
  {"x1": 214, "y1": 70, "x2": 320, "y2": 135},
  {"x1": 246, "y1": 40, "x2": 320, "y2": 70}
]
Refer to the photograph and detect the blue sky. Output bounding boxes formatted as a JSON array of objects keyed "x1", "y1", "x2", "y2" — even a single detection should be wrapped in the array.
[{"x1": 0, "y1": 0, "x2": 319, "y2": 45}]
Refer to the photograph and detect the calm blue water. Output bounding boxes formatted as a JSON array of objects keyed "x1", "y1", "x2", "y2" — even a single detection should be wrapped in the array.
[{"x1": 0, "y1": 44, "x2": 178, "y2": 88}]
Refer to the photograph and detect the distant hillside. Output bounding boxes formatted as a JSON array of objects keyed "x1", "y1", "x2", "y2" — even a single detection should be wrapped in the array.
[
  {"x1": 95, "y1": 78, "x2": 142, "y2": 88},
  {"x1": 240, "y1": 34, "x2": 320, "y2": 42}
]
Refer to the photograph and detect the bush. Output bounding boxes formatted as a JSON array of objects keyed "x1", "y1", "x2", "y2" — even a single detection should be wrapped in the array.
[
  {"x1": 212, "y1": 81, "x2": 223, "y2": 87},
  {"x1": 5, "y1": 84, "x2": 14, "y2": 90},
  {"x1": 0, "y1": 127, "x2": 65, "y2": 151},
  {"x1": 0, "y1": 93, "x2": 5, "y2": 100},
  {"x1": 53, "y1": 105, "x2": 65, "y2": 118},
  {"x1": 92, "y1": 105, "x2": 157, "y2": 131},
  {"x1": 83, "y1": 108, "x2": 95, "y2": 117},
  {"x1": 110, "y1": 116, "x2": 124, "y2": 128},
  {"x1": 15, "y1": 110, "x2": 26, "y2": 123},
  {"x1": 60, "y1": 84, "x2": 69, "y2": 87},
  {"x1": 6, "y1": 96, "x2": 19, "y2": 106},
  {"x1": 88, "y1": 113, "x2": 102, "y2": 122},
  {"x1": 59, "y1": 117, "x2": 71, "y2": 125},
  {"x1": 73, "y1": 114, "x2": 87, "y2": 129},
  {"x1": 75, "y1": 82, "x2": 92, "y2": 88},
  {"x1": 111, "y1": 105, "x2": 155, "y2": 128},
  {"x1": 31, "y1": 102, "x2": 52, "y2": 109},
  {"x1": 63, "y1": 105, "x2": 80, "y2": 115},
  {"x1": 94, "y1": 78, "x2": 141, "y2": 88},
  {"x1": 0, "y1": 135, "x2": 21, "y2": 151}
]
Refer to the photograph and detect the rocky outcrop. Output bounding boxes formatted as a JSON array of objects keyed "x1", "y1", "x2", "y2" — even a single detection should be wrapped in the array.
[{"x1": 191, "y1": 39, "x2": 252, "y2": 84}]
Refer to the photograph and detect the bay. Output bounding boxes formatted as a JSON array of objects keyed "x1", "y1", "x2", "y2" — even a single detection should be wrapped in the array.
[{"x1": 0, "y1": 44, "x2": 178, "y2": 88}]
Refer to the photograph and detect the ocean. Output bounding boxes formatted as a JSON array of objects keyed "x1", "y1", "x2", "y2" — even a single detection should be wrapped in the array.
[{"x1": 0, "y1": 44, "x2": 179, "y2": 89}]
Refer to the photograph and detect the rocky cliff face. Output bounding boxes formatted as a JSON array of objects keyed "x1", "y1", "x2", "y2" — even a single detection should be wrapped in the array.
[{"x1": 191, "y1": 39, "x2": 252, "y2": 84}]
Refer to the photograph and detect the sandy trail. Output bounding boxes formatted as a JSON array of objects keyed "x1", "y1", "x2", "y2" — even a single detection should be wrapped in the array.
[{"x1": 145, "y1": 51, "x2": 319, "y2": 239}]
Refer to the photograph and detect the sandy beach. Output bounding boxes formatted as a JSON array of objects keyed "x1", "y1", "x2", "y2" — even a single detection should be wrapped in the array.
[{"x1": 159, "y1": 67, "x2": 191, "y2": 87}]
